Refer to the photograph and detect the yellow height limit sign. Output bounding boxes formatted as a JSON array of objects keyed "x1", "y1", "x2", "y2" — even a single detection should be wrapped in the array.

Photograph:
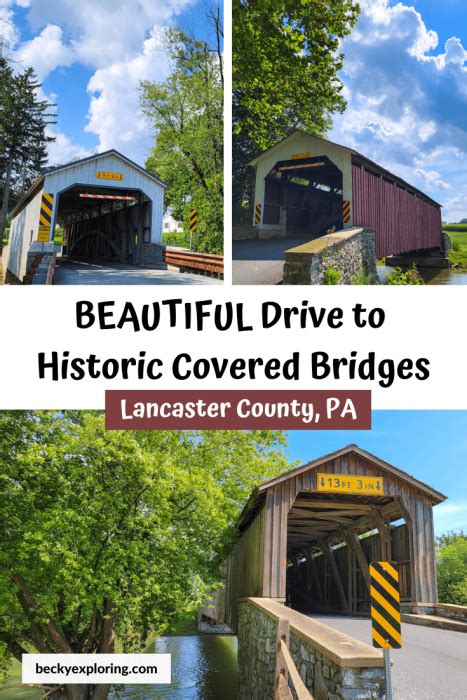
[
  {"x1": 370, "y1": 561, "x2": 402, "y2": 700},
  {"x1": 316, "y1": 473, "x2": 384, "y2": 495}
]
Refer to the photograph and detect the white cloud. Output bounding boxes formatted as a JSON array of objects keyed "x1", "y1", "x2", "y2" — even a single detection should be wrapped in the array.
[
  {"x1": 14, "y1": 24, "x2": 72, "y2": 80},
  {"x1": 85, "y1": 29, "x2": 170, "y2": 163},
  {"x1": 22, "y1": 0, "x2": 193, "y2": 69},
  {"x1": 46, "y1": 128, "x2": 92, "y2": 167},
  {"x1": 330, "y1": 0, "x2": 467, "y2": 216},
  {"x1": 434, "y1": 502, "x2": 467, "y2": 535}
]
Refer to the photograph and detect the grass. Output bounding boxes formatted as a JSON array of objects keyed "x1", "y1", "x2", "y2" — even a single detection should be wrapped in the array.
[
  {"x1": 443, "y1": 226, "x2": 467, "y2": 269},
  {"x1": 0, "y1": 660, "x2": 42, "y2": 699}
]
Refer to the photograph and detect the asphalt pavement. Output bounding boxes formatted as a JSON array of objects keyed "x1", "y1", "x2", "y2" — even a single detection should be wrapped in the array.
[
  {"x1": 310, "y1": 615, "x2": 467, "y2": 700},
  {"x1": 232, "y1": 239, "x2": 306, "y2": 285},
  {"x1": 53, "y1": 261, "x2": 222, "y2": 285}
]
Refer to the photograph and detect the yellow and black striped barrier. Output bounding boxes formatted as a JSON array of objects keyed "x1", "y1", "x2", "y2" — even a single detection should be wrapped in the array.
[
  {"x1": 370, "y1": 561, "x2": 402, "y2": 649},
  {"x1": 38, "y1": 192, "x2": 54, "y2": 242},
  {"x1": 343, "y1": 199, "x2": 351, "y2": 224},
  {"x1": 254, "y1": 203, "x2": 261, "y2": 225},
  {"x1": 189, "y1": 209, "x2": 198, "y2": 234}
]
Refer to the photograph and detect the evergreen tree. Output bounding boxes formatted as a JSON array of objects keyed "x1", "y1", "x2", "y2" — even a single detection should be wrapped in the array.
[{"x1": 0, "y1": 61, "x2": 55, "y2": 241}]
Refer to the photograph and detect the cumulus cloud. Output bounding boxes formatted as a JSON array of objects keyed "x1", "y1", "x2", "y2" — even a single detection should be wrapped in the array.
[
  {"x1": 14, "y1": 24, "x2": 72, "y2": 80},
  {"x1": 330, "y1": 0, "x2": 467, "y2": 221},
  {"x1": 46, "y1": 128, "x2": 92, "y2": 167},
  {"x1": 84, "y1": 29, "x2": 171, "y2": 163},
  {"x1": 4, "y1": 0, "x2": 196, "y2": 165},
  {"x1": 22, "y1": 0, "x2": 193, "y2": 69}
]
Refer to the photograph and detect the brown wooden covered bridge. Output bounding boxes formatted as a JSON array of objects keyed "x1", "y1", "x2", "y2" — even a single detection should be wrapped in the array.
[{"x1": 202, "y1": 445, "x2": 446, "y2": 632}]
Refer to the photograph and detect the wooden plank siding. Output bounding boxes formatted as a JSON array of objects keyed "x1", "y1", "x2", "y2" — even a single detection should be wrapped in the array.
[{"x1": 223, "y1": 448, "x2": 443, "y2": 631}]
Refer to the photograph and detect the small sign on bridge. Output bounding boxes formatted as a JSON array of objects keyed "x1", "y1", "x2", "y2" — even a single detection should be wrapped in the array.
[{"x1": 316, "y1": 473, "x2": 384, "y2": 495}]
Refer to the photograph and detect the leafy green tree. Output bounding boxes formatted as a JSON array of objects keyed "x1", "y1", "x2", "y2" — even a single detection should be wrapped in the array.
[
  {"x1": 0, "y1": 60, "x2": 55, "y2": 241},
  {"x1": 141, "y1": 19, "x2": 223, "y2": 254},
  {"x1": 233, "y1": 0, "x2": 360, "y2": 221},
  {"x1": 436, "y1": 531, "x2": 467, "y2": 605},
  {"x1": 0, "y1": 412, "x2": 288, "y2": 699}
]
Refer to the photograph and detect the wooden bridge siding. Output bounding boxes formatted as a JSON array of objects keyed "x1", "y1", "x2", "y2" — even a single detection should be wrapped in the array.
[
  {"x1": 224, "y1": 508, "x2": 266, "y2": 631},
  {"x1": 262, "y1": 454, "x2": 437, "y2": 604}
]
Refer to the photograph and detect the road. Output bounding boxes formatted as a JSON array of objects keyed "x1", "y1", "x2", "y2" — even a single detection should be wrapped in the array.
[
  {"x1": 310, "y1": 615, "x2": 467, "y2": 700},
  {"x1": 232, "y1": 239, "x2": 306, "y2": 285},
  {"x1": 53, "y1": 261, "x2": 222, "y2": 285}
]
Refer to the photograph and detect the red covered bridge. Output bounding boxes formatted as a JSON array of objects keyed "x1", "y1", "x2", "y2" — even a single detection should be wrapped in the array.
[{"x1": 249, "y1": 130, "x2": 443, "y2": 259}]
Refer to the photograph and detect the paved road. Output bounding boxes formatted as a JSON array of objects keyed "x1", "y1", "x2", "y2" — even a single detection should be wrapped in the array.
[
  {"x1": 54, "y1": 261, "x2": 222, "y2": 285},
  {"x1": 232, "y1": 239, "x2": 306, "y2": 285},
  {"x1": 310, "y1": 615, "x2": 467, "y2": 699}
]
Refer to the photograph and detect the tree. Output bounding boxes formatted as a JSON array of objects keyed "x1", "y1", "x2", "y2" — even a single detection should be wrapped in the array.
[
  {"x1": 0, "y1": 412, "x2": 289, "y2": 699},
  {"x1": 232, "y1": 0, "x2": 360, "y2": 222},
  {"x1": 141, "y1": 17, "x2": 223, "y2": 254},
  {"x1": 436, "y1": 531, "x2": 467, "y2": 605},
  {"x1": 0, "y1": 60, "x2": 55, "y2": 241}
]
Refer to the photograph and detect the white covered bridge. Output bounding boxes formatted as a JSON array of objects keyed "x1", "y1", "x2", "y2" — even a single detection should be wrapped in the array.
[{"x1": 6, "y1": 150, "x2": 167, "y2": 282}]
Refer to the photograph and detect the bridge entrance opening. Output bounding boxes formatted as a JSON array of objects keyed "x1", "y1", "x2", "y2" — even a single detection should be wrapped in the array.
[
  {"x1": 286, "y1": 492, "x2": 412, "y2": 615},
  {"x1": 56, "y1": 183, "x2": 152, "y2": 264},
  {"x1": 264, "y1": 156, "x2": 343, "y2": 238}
]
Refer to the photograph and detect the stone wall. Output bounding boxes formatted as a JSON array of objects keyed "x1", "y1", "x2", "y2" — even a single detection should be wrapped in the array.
[
  {"x1": 283, "y1": 227, "x2": 377, "y2": 285},
  {"x1": 238, "y1": 600, "x2": 385, "y2": 700}
]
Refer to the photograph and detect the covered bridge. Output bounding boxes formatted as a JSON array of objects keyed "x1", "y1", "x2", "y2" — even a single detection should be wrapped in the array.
[
  {"x1": 6, "y1": 150, "x2": 166, "y2": 281},
  {"x1": 205, "y1": 445, "x2": 446, "y2": 633},
  {"x1": 249, "y1": 131, "x2": 443, "y2": 259}
]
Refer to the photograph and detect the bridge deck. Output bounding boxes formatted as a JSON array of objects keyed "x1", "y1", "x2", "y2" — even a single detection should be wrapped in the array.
[
  {"x1": 309, "y1": 614, "x2": 467, "y2": 700},
  {"x1": 53, "y1": 260, "x2": 222, "y2": 285}
]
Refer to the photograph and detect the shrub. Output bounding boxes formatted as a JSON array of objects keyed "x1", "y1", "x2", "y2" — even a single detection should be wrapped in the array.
[
  {"x1": 323, "y1": 266, "x2": 341, "y2": 285},
  {"x1": 437, "y1": 532, "x2": 467, "y2": 605},
  {"x1": 351, "y1": 268, "x2": 374, "y2": 285},
  {"x1": 386, "y1": 264, "x2": 424, "y2": 285},
  {"x1": 452, "y1": 240, "x2": 460, "y2": 252}
]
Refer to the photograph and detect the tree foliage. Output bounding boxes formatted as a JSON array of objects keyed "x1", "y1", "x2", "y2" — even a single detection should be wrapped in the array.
[
  {"x1": 0, "y1": 59, "x2": 55, "y2": 240},
  {"x1": 0, "y1": 412, "x2": 288, "y2": 699},
  {"x1": 141, "y1": 19, "x2": 223, "y2": 254},
  {"x1": 436, "y1": 531, "x2": 467, "y2": 605},
  {"x1": 232, "y1": 0, "x2": 360, "y2": 220}
]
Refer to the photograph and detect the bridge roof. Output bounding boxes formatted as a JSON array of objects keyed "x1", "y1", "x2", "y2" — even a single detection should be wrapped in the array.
[
  {"x1": 249, "y1": 130, "x2": 441, "y2": 208},
  {"x1": 11, "y1": 149, "x2": 166, "y2": 219},
  {"x1": 237, "y1": 444, "x2": 446, "y2": 531}
]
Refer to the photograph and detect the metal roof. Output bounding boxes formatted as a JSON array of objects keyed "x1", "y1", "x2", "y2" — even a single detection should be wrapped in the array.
[
  {"x1": 10, "y1": 149, "x2": 167, "y2": 219},
  {"x1": 249, "y1": 129, "x2": 442, "y2": 208}
]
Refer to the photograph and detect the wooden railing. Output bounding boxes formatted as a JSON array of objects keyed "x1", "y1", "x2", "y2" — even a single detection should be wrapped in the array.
[
  {"x1": 275, "y1": 619, "x2": 314, "y2": 700},
  {"x1": 164, "y1": 247, "x2": 224, "y2": 278}
]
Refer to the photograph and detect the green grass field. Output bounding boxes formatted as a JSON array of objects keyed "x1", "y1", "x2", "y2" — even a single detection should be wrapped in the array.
[
  {"x1": 0, "y1": 660, "x2": 42, "y2": 699},
  {"x1": 443, "y1": 225, "x2": 467, "y2": 269}
]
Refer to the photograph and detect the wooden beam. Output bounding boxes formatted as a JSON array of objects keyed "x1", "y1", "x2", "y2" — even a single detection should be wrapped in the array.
[
  {"x1": 309, "y1": 552, "x2": 324, "y2": 605},
  {"x1": 319, "y1": 539, "x2": 349, "y2": 612},
  {"x1": 294, "y1": 500, "x2": 373, "y2": 511},
  {"x1": 371, "y1": 507, "x2": 392, "y2": 560},
  {"x1": 342, "y1": 528, "x2": 370, "y2": 592}
]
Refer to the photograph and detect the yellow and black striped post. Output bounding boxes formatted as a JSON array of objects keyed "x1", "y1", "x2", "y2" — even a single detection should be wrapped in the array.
[
  {"x1": 370, "y1": 561, "x2": 402, "y2": 700},
  {"x1": 343, "y1": 199, "x2": 351, "y2": 225},
  {"x1": 38, "y1": 192, "x2": 54, "y2": 242},
  {"x1": 189, "y1": 209, "x2": 198, "y2": 234},
  {"x1": 254, "y1": 203, "x2": 262, "y2": 225}
]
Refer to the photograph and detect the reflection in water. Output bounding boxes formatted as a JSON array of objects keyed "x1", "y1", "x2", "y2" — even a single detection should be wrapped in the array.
[
  {"x1": 377, "y1": 265, "x2": 467, "y2": 286},
  {"x1": 110, "y1": 635, "x2": 238, "y2": 699}
]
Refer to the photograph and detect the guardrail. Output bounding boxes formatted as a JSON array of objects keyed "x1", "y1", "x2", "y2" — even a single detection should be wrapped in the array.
[
  {"x1": 164, "y1": 247, "x2": 224, "y2": 278},
  {"x1": 275, "y1": 619, "x2": 313, "y2": 699}
]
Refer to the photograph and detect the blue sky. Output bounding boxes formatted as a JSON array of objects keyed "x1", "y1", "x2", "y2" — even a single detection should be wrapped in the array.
[
  {"x1": 0, "y1": 0, "x2": 221, "y2": 166},
  {"x1": 284, "y1": 411, "x2": 467, "y2": 536},
  {"x1": 328, "y1": 0, "x2": 467, "y2": 223}
]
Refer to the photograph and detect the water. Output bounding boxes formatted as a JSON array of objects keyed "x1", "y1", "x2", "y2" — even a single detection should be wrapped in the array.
[
  {"x1": 378, "y1": 265, "x2": 467, "y2": 285},
  {"x1": 110, "y1": 635, "x2": 238, "y2": 699}
]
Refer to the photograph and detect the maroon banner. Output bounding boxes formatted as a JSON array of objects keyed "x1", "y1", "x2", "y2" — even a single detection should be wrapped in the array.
[{"x1": 105, "y1": 390, "x2": 371, "y2": 430}]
